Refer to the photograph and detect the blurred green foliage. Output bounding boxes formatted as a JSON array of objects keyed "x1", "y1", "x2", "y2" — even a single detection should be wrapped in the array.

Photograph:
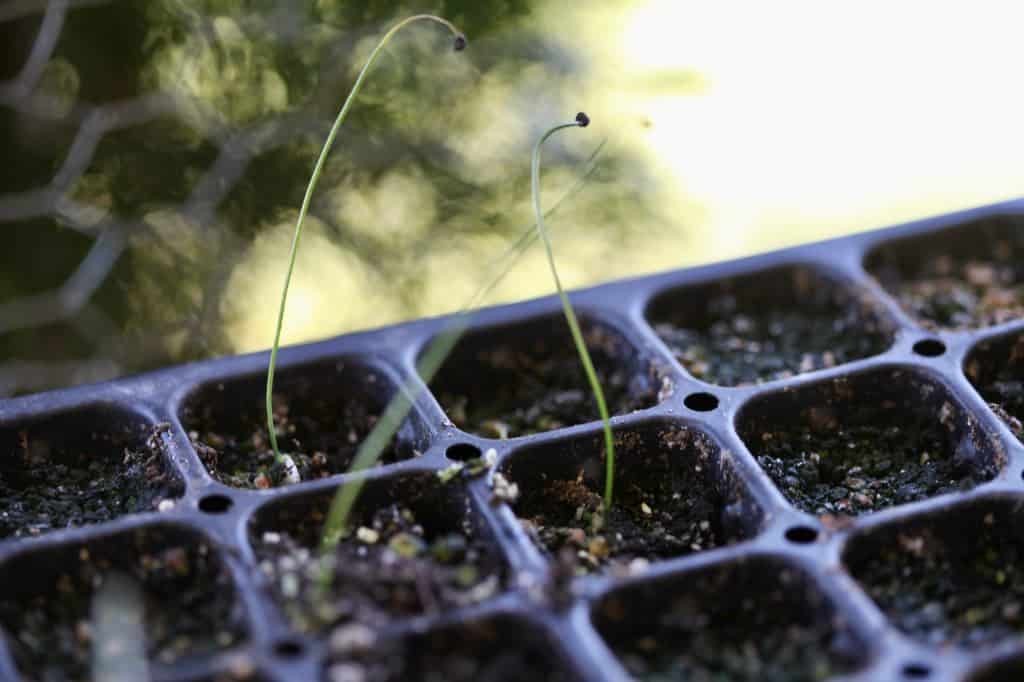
[{"x1": 0, "y1": 0, "x2": 658, "y2": 396}]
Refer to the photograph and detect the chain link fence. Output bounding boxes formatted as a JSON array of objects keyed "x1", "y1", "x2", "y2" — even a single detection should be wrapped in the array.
[{"x1": 0, "y1": 0, "x2": 669, "y2": 397}]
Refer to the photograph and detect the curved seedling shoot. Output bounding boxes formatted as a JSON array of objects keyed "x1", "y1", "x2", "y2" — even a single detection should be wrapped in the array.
[
  {"x1": 264, "y1": 15, "x2": 467, "y2": 483},
  {"x1": 319, "y1": 139, "x2": 610, "y2": 554},
  {"x1": 532, "y1": 112, "x2": 616, "y2": 509}
]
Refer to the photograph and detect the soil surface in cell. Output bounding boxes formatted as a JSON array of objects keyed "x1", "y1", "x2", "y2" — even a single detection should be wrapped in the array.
[
  {"x1": 327, "y1": 623, "x2": 577, "y2": 682},
  {"x1": 754, "y1": 412, "x2": 991, "y2": 517},
  {"x1": 602, "y1": 571, "x2": 863, "y2": 681},
  {"x1": 883, "y1": 254, "x2": 1024, "y2": 330},
  {"x1": 512, "y1": 430, "x2": 739, "y2": 575},
  {"x1": 851, "y1": 511, "x2": 1024, "y2": 648},
  {"x1": 256, "y1": 497, "x2": 503, "y2": 634},
  {"x1": 654, "y1": 301, "x2": 887, "y2": 387},
  {"x1": 437, "y1": 328, "x2": 661, "y2": 439},
  {"x1": 0, "y1": 426, "x2": 181, "y2": 539},
  {"x1": 0, "y1": 536, "x2": 244, "y2": 681},
  {"x1": 188, "y1": 394, "x2": 412, "y2": 490}
]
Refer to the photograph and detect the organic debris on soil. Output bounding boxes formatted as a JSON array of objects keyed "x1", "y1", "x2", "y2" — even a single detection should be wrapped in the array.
[
  {"x1": 0, "y1": 530, "x2": 244, "y2": 681},
  {"x1": 879, "y1": 253, "x2": 1024, "y2": 330},
  {"x1": 850, "y1": 508, "x2": 1024, "y2": 648},
  {"x1": 651, "y1": 270, "x2": 890, "y2": 387},
  {"x1": 433, "y1": 323, "x2": 662, "y2": 438},
  {"x1": 187, "y1": 393, "x2": 415, "y2": 490},
  {"x1": 0, "y1": 425, "x2": 182, "y2": 539},
  {"x1": 596, "y1": 562, "x2": 864, "y2": 682},
  {"x1": 966, "y1": 335, "x2": 1024, "y2": 441},
  {"x1": 510, "y1": 426, "x2": 746, "y2": 575},
  {"x1": 254, "y1": 488, "x2": 503, "y2": 634},
  {"x1": 753, "y1": 405, "x2": 993, "y2": 517},
  {"x1": 325, "y1": 618, "x2": 579, "y2": 682}
]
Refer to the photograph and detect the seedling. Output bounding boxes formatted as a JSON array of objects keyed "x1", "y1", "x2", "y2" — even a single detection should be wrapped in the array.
[
  {"x1": 318, "y1": 139, "x2": 609, "y2": 552},
  {"x1": 257, "y1": 12, "x2": 616, "y2": 569},
  {"x1": 318, "y1": 118, "x2": 614, "y2": 559},
  {"x1": 531, "y1": 113, "x2": 616, "y2": 509},
  {"x1": 264, "y1": 14, "x2": 467, "y2": 482}
]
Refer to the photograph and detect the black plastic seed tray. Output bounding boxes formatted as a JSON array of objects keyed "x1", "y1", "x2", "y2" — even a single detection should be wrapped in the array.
[{"x1": 4, "y1": 198, "x2": 1024, "y2": 682}]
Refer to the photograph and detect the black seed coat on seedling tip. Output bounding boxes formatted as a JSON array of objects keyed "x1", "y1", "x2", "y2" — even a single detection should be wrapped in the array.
[
  {"x1": 575, "y1": 112, "x2": 590, "y2": 127},
  {"x1": 454, "y1": 33, "x2": 467, "y2": 51}
]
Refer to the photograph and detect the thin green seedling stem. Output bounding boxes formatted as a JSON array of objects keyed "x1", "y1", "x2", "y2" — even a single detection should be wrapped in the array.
[
  {"x1": 266, "y1": 14, "x2": 465, "y2": 463},
  {"x1": 531, "y1": 114, "x2": 616, "y2": 509},
  {"x1": 318, "y1": 138, "x2": 609, "y2": 555},
  {"x1": 452, "y1": 138, "x2": 608, "y2": 312}
]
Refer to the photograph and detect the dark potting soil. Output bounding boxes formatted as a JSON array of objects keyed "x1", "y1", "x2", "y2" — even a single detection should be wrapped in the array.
[
  {"x1": 193, "y1": 673, "x2": 262, "y2": 682},
  {"x1": 850, "y1": 510, "x2": 1024, "y2": 648},
  {"x1": 188, "y1": 395, "x2": 414, "y2": 490},
  {"x1": 255, "y1": 496, "x2": 503, "y2": 634},
  {"x1": 0, "y1": 531, "x2": 245, "y2": 681},
  {"x1": 654, "y1": 303, "x2": 887, "y2": 387},
  {"x1": 435, "y1": 325, "x2": 662, "y2": 439},
  {"x1": 0, "y1": 425, "x2": 182, "y2": 539},
  {"x1": 326, "y1": 619, "x2": 578, "y2": 682},
  {"x1": 512, "y1": 428, "x2": 739, "y2": 575},
  {"x1": 883, "y1": 255, "x2": 1024, "y2": 330},
  {"x1": 971, "y1": 658, "x2": 1024, "y2": 682},
  {"x1": 753, "y1": 413, "x2": 990, "y2": 517},
  {"x1": 596, "y1": 564, "x2": 863, "y2": 682}
]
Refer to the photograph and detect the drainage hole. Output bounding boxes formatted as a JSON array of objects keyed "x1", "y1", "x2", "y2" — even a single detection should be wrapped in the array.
[
  {"x1": 902, "y1": 662, "x2": 931, "y2": 678},
  {"x1": 784, "y1": 525, "x2": 819, "y2": 544},
  {"x1": 912, "y1": 339, "x2": 946, "y2": 357},
  {"x1": 274, "y1": 639, "x2": 305, "y2": 659},
  {"x1": 446, "y1": 443, "x2": 482, "y2": 461},
  {"x1": 198, "y1": 494, "x2": 233, "y2": 514},
  {"x1": 684, "y1": 392, "x2": 719, "y2": 412}
]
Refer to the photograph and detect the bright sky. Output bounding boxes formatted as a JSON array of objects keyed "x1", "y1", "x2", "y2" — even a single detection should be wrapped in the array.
[{"x1": 608, "y1": 0, "x2": 1024, "y2": 257}]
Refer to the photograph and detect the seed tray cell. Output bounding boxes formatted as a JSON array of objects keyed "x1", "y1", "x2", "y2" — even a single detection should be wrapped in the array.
[
  {"x1": 180, "y1": 357, "x2": 429, "y2": 490},
  {"x1": 865, "y1": 213, "x2": 1024, "y2": 330},
  {"x1": 647, "y1": 264, "x2": 895, "y2": 387},
  {"x1": 845, "y1": 497, "x2": 1024, "y2": 651},
  {"x1": 428, "y1": 313, "x2": 668, "y2": 438},
  {"x1": 248, "y1": 473, "x2": 507, "y2": 634},
  {"x1": 0, "y1": 524, "x2": 247, "y2": 681},
  {"x1": 2, "y1": 197, "x2": 1024, "y2": 680},
  {"x1": 322, "y1": 614, "x2": 584, "y2": 682},
  {"x1": 591, "y1": 556, "x2": 870, "y2": 681},
  {"x1": 737, "y1": 367, "x2": 1003, "y2": 518},
  {"x1": 0, "y1": 403, "x2": 183, "y2": 539},
  {"x1": 500, "y1": 419, "x2": 760, "y2": 575}
]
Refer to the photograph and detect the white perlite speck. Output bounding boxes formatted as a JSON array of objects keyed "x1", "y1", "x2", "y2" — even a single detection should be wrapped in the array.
[
  {"x1": 491, "y1": 472, "x2": 520, "y2": 504},
  {"x1": 356, "y1": 527, "x2": 380, "y2": 544},
  {"x1": 279, "y1": 454, "x2": 301, "y2": 484}
]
